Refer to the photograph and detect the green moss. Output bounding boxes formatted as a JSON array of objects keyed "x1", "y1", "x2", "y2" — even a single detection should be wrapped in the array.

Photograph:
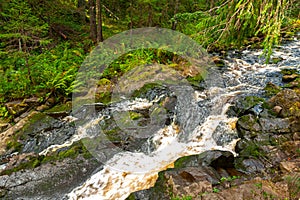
[
  {"x1": 243, "y1": 96, "x2": 265, "y2": 108},
  {"x1": 264, "y1": 83, "x2": 281, "y2": 97},
  {"x1": 281, "y1": 69, "x2": 298, "y2": 75},
  {"x1": 1, "y1": 141, "x2": 93, "y2": 176},
  {"x1": 289, "y1": 101, "x2": 300, "y2": 117},
  {"x1": 131, "y1": 82, "x2": 163, "y2": 98},
  {"x1": 186, "y1": 73, "x2": 205, "y2": 86},
  {"x1": 237, "y1": 140, "x2": 267, "y2": 159},
  {"x1": 174, "y1": 155, "x2": 194, "y2": 168},
  {"x1": 95, "y1": 91, "x2": 111, "y2": 104},
  {"x1": 45, "y1": 102, "x2": 72, "y2": 113},
  {"x1": 129, "y1": 111, "x2": 143, "y2": 120},
  {"x1": 0, "y1": 156, "x2": 42, "y2": 175},
  {"x1": 270, "y1": 57, "x2": 283, "y2": 64},
  {"x1": 171, "y1": 196, "x2": 193, "y2": 200},
  {"x1": 6, "y1": 140, "x2": 22, "y2": 152},
  {"x1": 126, "y1": 194, "x2": 136, "y2": 200}
]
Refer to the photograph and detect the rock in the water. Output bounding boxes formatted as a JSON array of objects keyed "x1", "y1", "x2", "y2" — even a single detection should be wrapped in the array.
[
  {"x1": 268, "y1": 89, "x2": 300, "y2": 117},
  {"x1": 0, "y1": 155, "x2": 99, "y2": 200},
  {"x1": 282, "y1": 74, "x2": 298, "y2": 82}
]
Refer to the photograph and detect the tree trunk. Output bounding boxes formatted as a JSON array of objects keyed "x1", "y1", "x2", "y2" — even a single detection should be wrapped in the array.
[
  {"x1": 172, "y1": 0, "x2": 179, "y2": 30},
  {"x1": 77, "y1": 0, "x2": 86, "y2": 22},
  {"x1": 88, "y1": 0, "x2": 97, "y2": 42},
  {"x1": 96, "y1": 0, "x2": 103, "y2": 42}
]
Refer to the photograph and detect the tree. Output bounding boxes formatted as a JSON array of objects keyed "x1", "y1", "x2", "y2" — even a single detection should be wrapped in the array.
[
  {"x1": 96, "y1": 0, "x2": 104, "y2": 42},
  {"x1": 88, "y1": 0, "x2": 97, "y2": 42},
  {"x1": 173, "y1": 0, "x2": 292, "y2": 62}
]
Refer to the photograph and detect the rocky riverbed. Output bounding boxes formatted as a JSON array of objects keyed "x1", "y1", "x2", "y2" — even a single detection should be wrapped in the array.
[{"x1": 0, "y1": 35, "x2": 299, "y2": 199}]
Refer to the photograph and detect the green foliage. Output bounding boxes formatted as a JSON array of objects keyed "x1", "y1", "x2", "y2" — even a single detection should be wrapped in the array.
[
  {"x1": 0, "y1": 0, "x2": 50, "y2": 53},
  {"x1": 212, "y1": 187, "x2": 220, "y2": 193},
  {"x1": 286, "y1": 174, "x2": 300, "y2": 199},
  {"x1": 220, "y1": 175, "x2": 240, "y2": 183},
  {"x1": 0, "y1": 42, "x2": 85, "y2": 101},
  {"x1": 1, "y1": 141, "x2": 92, "y2": 176},
  {"x1": 174, "y1": 0, "x2": 293, "y2": 62},
  {"x1": 103, "y1": 48, "x2": 176, "y2": 79},
  {"x1": 171, "y1": 195, "x2": 193, "y2": 200}
]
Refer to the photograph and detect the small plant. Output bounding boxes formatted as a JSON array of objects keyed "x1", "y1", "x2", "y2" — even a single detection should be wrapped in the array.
[
  {"x1": 286, "y1": 174, "x2": 300, "y2": 199},
  {"x1": 171, "y1": 196, "x2": 193, "y2": 200},
  {"x1": 212, "y1": 188, "x2": 220, "y2": 193},
  {"x1": 254, "y1": 182, "x2": 263, "y2": 189},
  {"x1": 220, "y1": 175, "x2": 240, "y2": 183}
]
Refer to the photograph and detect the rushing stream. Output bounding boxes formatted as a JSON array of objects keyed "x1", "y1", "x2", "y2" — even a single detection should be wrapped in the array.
[
  {"x1": 59, "y1": 35, "x2": 300, "y2": 199},
  {"x1": 3, "y1": 34, "x2": 298, "y2": 200}
]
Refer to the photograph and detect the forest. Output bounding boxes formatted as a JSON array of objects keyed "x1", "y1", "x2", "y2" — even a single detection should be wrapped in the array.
[
  {"x1": 0, "y1": 0, "x2": 299, "y2": 118},
  {"x1": 1, "y1": 1, "x2": 300, "y2": 199}
]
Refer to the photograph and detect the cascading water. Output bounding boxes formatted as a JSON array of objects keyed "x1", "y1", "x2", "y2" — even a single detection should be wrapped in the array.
[{"x1": 64, "y1": 35, "x2": 299, "y2": 199}]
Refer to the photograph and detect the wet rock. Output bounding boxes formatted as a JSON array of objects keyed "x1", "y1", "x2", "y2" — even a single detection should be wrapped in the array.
[
  {"x1": 264, "y1": 82, "x2": 281, "y2": 97},
  {"x1": 282, "y1": 74, "x2": 299, "y2": 82},
  {"x1": 236, "y1": 114, "x2": 261, "y2": 138},
  {"x1": 0, "y1": 111, "x2": 39, "y2": 155},
  {"x1": 131, "y1": 166, "x2": 219, "y2": 200},
  {"x1": 238, "y1": 114, "x2": 296, "y2": 140},
  {"x1": 239, "y1": 158, "x2": 265, "y2": 174},
  {"x1": 44, "y1": 102, "x2": 72, "y2": 119},
  {"x1": 268, "y1": 89, "x2": 300, "y2": 117},
  {"x1": 197, "y1": 151, "x2": 235, "y2": 169},
  {"x1": 1, "y1": 111, "x2": 76, "y2": 155},
  {"x1": 228, "y1": 96, "x2": 266, "y2": 117},
  {"x1": 0, "y1": 155, "x2": 100, "y2": 199},
  {"x1": 173, "y1": 150, "x2": 234, "y2": 170},
  {"x1": 130, "y1": 151, "x2": 236, "y2": 200},
  {"x1": 21, "y1": 114, "x2": 75, "y2": 153},
  {"x1": 259, "y1": 118, "x2": 291, "y2": 133},
  {"x1": 272, "y1": 105, "x2": 282, "y2": 115}
]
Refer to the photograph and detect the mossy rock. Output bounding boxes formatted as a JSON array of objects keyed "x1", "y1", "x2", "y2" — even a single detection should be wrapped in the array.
[
  {"x1": 6, "y1": 140, "x2": 22, "y2": 152},
  {"x1": 1, "y1": 141, "x2": 92, "y2": 176},
  {"x1": 186, "y1": 74, "x2": 205, "y2": 87},
  {"x1": 129, "y1": 111, "x2": 143, "y2": 120},
  {"x1": 95, "y1": 91, "x2": 112, "y2": 104},
  {"x1": 280, "y1": 68, "x2": 298, "y2": 75},
  {"x1": 131, "y1": 82, "x2": 164, "y2": 99},
  {"x1": 128, "y1": 170, "x2": 169, "y2": 200},
  {"x1": 4, "y1": 112, "x2": 56, "y2": 154},
  {"x1": 231, "y1": 96, "x2": 266, "y2": 116},
  {"x1": 236, "y1": 114, "x2": 264, "y2": 140},
  {"x1": 270, "y1": 57, "x2": 283, "y2": 64},
  {"x1": 264, "y1": 82, "x2": 281, "y2": 97},
  {"x1": 45, "y1": 102, "x2": 72, "y2": 113},
  {"x1": 268, "y1": 89, "x2": 300, "y2": 117},
  {"x1": 44, "y1": 102, "x2": 72, "y2": 118},
  {"x1": 289, "y1": 101, "x2": 300, "y2": 117}
]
